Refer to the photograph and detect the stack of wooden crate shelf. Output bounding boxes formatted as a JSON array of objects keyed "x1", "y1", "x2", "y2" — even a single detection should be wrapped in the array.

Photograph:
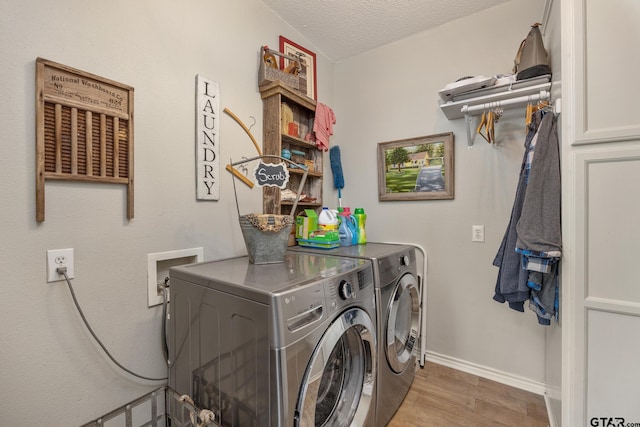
[{"x1": 259, "y1": 80, "x2": 323, "y2": 245}]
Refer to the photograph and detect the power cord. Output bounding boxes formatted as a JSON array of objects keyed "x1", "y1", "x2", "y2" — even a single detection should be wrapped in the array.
[
  {"x1": 158, "y1": 276, "x2": 172, "y2": 367},
  {"x1": 57, "y1": 266, "x2": 168, "y2": 382}
]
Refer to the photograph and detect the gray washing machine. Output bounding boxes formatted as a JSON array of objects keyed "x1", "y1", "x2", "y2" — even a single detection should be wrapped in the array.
[
  {"x1": 290, "y1": 243, "x2": 421, "y2": 427},
  {"x1": 168, "y1": 252, "x2": 377, "y2": 427}
]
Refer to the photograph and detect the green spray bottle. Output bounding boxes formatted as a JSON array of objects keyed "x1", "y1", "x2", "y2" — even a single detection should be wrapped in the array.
[{"x1": 354, "y1": 208, "x2": 367, "y2": 245}]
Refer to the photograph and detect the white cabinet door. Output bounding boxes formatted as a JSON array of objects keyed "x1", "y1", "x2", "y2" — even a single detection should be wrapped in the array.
[
  {"x1": 572, "y1": 0, "x2": 640, "y2": 144},
  {"x1": 564, "y1": 1, "x2": 640, "y2": 425},
  {"x1": 571, "y1": 148, "x2": 640, "y2": 425}
]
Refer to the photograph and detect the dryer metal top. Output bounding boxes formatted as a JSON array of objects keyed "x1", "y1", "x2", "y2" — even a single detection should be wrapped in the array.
[
  {"x1": 290, "y1": 242, "x2": 414, "y2": 261},
  {"x1": 169, "y1": 251, "x2": 369, "y2": 304}
]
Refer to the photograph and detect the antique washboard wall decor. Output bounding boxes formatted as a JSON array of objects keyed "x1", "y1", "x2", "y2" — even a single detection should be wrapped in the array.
[{"x1": 35, "y1": 58, "x2": 134, "y2": 222}]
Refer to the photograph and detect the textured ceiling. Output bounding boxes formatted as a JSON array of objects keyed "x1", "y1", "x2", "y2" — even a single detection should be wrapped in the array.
[{"x1": 260, "y1": 0, "x2": 513, "y2": 62}]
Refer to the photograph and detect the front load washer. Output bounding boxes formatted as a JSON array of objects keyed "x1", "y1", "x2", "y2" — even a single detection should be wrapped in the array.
[
  {"x1": 290, "y1": 243, "x2": 421, "y2": 427},
  {"x1": 168, "y1": 252, "x2": 377, "y2": 427}
]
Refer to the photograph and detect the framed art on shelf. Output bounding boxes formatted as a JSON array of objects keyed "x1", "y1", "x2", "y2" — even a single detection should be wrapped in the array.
[
  {"x1": 279, "y1": 36, "x2": 317, "y2": 100},
  {"x1": 377, "y1": 132, "x2": 455, "y2": 201}
]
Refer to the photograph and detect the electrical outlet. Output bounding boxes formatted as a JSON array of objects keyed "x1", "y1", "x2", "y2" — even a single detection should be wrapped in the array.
[
  {"x1": 47, "y1": 248, "x2": 75, "y2": 282},
  {"x1": 472, "y1": 225, "x2": 485, "y2": 243}
]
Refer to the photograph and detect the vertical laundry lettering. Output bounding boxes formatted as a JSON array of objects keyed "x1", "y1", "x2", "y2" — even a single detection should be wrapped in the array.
[{"x1": 196, "y1": 75, "x2": 220, "y2": 200}]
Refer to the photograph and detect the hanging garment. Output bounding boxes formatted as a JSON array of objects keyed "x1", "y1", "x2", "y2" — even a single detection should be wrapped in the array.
[
  {"x1": 492, "y1": 110, "x2": 545, "y2": 312},
  {"x1": 516, "y1": 113, "x2": 561, "y2": 253},
  {"x1": 515, "y1": 113, "x2": 561, "y2": 324},
  {"x1": 524, "y1": 263, "x2": 558, "y2": 324},
  {"x1": 493, "y1": 110, "x2": 561, "y2": 325},
  {"x1": 313, "y1": 102, "x2": 336, "y2": 151}
]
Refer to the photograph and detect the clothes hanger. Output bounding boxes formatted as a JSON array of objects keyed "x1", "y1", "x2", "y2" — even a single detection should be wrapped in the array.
[
  {"x1": 535, "y1": 99, "x2": 551, "y2": 116},
  {"x1": 488, "y1": 102, "x2": 503, "y2": 144},
  {"x1": 525, "y1": 96, "x2": 534, "y2": 129},
  {"x1": 476, "y1": 106, "x2": 491, "y2": 144},
  {"x1": 477, "y1": 102, "x2": 502, "y2": 144},
  {"x1": 493, "y1": 102, "x2": 504, "y2": 122},
  {"x1": 477, "y1": 108, "x2": 487, "y2": 136},
  {"x1": 487, "y1": 109, "x2": 495, "y2": 144},
  {"x1": 525, "y1": 98, "x2": 551, "y2": 130},
  {"x1": 532, "y1": 99, "x2": 550, "y2": 114}
]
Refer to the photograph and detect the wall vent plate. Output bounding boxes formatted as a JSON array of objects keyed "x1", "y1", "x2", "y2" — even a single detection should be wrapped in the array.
[{"x1": 147, "y1": 248, "x2": 203, "y2": 307}]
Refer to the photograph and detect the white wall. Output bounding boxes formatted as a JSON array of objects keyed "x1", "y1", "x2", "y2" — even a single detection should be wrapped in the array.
[
  {"x1": 332, "y1": 0, "x2": 549, "y2": 388},
  {"x1": 0, "y1": 0, "x2": 560, "y2": 425},
  {"x1": 0, "y1": 1, "x2": 334, "y2": 425}
]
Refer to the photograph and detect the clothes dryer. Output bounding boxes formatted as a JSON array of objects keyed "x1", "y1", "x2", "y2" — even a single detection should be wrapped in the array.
[
  {"x1": 290, "y1": 243, "x2": 420, "y2": 427},
  {"x1": 168, "y1": 252, "x2": 377, "y2": 427}
]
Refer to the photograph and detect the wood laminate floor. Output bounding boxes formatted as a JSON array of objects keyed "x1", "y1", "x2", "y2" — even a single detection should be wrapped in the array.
[{"x1": 388, "y1": 361, "x2": 549, "y2": 427}]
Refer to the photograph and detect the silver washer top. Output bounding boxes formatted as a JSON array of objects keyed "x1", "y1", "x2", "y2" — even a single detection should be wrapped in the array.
[
  {"x1": 290, "y1": 242, "x2": 413, "y2": 261},
  {"x1": 170, "y1": 252, "x2": 370, "y2": 304},
  {"x1": 290, "y1": 242, "x2": 417, "y2": 286}
]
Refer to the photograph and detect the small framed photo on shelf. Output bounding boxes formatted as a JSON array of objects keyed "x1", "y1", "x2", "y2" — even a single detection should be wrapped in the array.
[
  {"x1": 377, "y1": 132, "x2": 455, "y2": 201},
  {"x1": 279, "y1": 36, "x2": 317, "y2": 100}
]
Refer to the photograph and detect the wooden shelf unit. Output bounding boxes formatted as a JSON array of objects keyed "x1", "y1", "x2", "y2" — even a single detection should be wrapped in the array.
[{"x1": 259, "y1": 80, "x2": 322, "y2": 218}]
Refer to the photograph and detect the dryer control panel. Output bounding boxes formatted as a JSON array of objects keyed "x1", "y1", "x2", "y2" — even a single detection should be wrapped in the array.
[
  {"x1": 376, "y1": 247, "x2": 417, "y2": 286},
  {"x1": 274, "y1": 262, "x2": 374, "y2": 347},
  {"x1": 325, "y1": 266, "x2": 374, "y2": 311}
]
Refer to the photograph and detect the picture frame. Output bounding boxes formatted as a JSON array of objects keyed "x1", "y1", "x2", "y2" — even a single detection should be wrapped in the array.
[
  {"x1": 377, "y1": 132, "x2": 455, "y2": 201},
  {"x1": 279, "y1": 36, "x2": 317, "y2": 100}
]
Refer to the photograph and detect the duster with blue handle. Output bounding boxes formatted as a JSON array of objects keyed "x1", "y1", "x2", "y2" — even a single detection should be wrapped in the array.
[{"x1": 329, "y1": 146, "x2": 345, "y2": 207}]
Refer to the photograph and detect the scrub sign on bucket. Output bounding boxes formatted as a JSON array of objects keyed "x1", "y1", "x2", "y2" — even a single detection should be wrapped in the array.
[{"x1": 253, "y1": 161, "x2": 290, "y2": 189}]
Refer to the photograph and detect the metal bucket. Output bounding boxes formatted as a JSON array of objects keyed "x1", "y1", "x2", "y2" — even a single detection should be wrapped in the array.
[
  {"x1": 230, "y1": 155, "x2": 307, "y2": 265},
  {"x1": 239, "y1": 214, "x2": 293, "y2": 264}
]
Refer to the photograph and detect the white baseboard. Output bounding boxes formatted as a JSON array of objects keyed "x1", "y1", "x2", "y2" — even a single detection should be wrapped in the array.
[
  {"x1": 544, "y1": 393, "x2": 559, "y2": 427},
  {"x1": 424, "y1": 350, "x2": 547, "y2": 396}
]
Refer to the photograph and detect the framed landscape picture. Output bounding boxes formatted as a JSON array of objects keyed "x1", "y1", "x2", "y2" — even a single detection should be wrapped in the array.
[
  {"x1": 279, "y1": 36, "x2": 317, "y2": 100},
  {"x1": 377, "y1": 132, "x2": 455, "y2": 201}
]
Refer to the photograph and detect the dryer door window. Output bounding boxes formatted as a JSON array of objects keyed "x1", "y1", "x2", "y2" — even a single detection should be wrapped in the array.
[
  {"x1": 386, "y1": 273, "x2": 420, "y2": 373},
  {"x1": 295, "y1": 307, "x2": 376, "y2": 427}
]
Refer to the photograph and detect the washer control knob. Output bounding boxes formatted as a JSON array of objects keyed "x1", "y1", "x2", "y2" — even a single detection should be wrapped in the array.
[
  {"x1": 338, "y1": 280, "x2": 353, "y2": 300},
  {"x1": 400, "y1": 255, "x2": 410, "y2": 266}
]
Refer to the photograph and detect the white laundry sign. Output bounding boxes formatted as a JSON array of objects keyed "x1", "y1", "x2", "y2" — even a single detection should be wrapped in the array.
[{"x1": 196, "y1": 75, "x2": 220, "y2": 200}]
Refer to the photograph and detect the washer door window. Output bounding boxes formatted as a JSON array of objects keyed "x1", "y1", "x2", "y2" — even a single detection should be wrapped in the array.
[
  {"x1": 386, "y1": 273, "x2": 420, "y2": 373},
  {"x1": 296, "y1": 308, "x2": 376, "y2": 427}
]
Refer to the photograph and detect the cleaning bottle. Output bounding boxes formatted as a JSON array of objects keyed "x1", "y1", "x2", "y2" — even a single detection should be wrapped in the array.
[
  {"x1": 343, "y1": 207, "x2": 359, "y2": 245},
  {"x1": 338, "y1": 211, "x2": 353, "y2": 247},
  {"x1": 318, "y1": 207, "x2": 339, "y2": 236},
  {"x1": 354, "y1": 208, "x2": 367, "y2": 245}
]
